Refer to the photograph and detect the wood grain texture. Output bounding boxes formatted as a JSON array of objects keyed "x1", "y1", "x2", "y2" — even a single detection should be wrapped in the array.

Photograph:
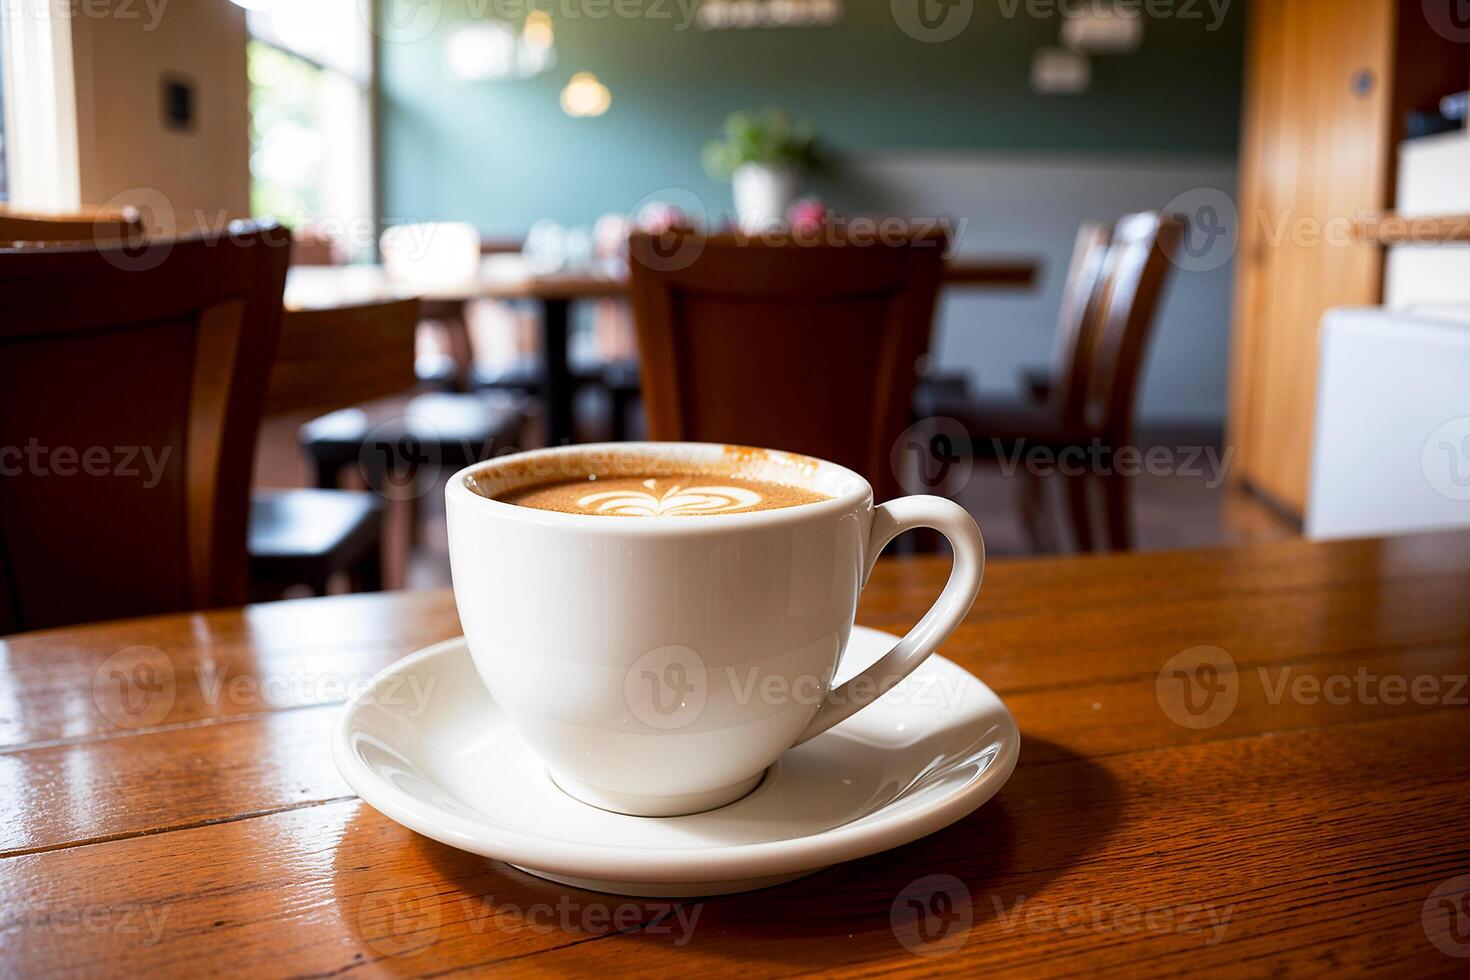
[
  {"x1": 264, "y1": 299, "x2": 420, "y2": 418},
  {"x1": 2, "y1": 531, "x2": 1469, "y2": 975}
]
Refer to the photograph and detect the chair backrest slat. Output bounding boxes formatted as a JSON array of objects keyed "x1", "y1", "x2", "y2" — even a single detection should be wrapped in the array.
[
  {"x1": 0, "y1": 224, "x2": 291, "y2": 633},
  {"x1": 264, "y1": 299, "x2": 421, "y2": 417},
  {"x1": 1049, "y1": 222, "x2": 1113, "y2": 426},
  {"x1": 628, "y1": 230, "x2": 947, "y2": 501},
  {"x1": 0, "y1": 206, "x2": 145, "y2": 245},
  {"x1": 1080, "y1": 212, "x2": 1186, "y2": 440}
]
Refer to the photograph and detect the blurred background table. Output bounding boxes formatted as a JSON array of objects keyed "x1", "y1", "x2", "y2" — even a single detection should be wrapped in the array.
[{"x1": 285, "y1": 255, "x2": 1040, "y2": 447}]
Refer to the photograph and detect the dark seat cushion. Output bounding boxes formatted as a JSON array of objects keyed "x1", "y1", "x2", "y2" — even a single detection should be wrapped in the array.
[
  {"x1": 248, "y1": 489, "x2": 383, "y2": 580},
  {"x1": 921, "y1": 390, "x2": 1082, "y2": 451},
  {"x1": 471, "y1": 358, "x2": 544, "y2": 391}
]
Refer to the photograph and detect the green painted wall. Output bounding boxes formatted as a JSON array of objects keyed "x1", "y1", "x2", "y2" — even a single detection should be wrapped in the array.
[{"x1": 378, "y1": 1, "x2": 1246, "y2": 232}]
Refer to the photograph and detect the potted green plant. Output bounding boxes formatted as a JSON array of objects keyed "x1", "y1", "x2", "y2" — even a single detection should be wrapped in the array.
[{"x1": 703, "y1": 108, "x2": 820, "y2": 232}]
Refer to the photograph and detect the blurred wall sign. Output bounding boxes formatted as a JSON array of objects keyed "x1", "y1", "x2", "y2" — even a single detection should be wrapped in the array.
[
  {"x1": 1031, "y1": 49, "x2": 1090, "y2": 95},
  {"x1": 697, "y1": 0, "x2": 842, "y2": 30}
]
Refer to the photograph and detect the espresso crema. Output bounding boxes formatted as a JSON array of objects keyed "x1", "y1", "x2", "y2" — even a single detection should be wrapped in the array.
[{"x1": 497, "y1": 474, "x2": 829, "y2": 517}]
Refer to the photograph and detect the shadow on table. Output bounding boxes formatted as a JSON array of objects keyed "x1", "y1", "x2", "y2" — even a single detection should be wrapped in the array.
[{"x1": 329, "y1": 735, "x2": 1118, "y2": 971}]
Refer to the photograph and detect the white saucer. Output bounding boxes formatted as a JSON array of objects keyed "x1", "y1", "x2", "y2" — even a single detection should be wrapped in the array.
[{"x1": 332, "y1": 627, "x2": 1019, "y2": 896}]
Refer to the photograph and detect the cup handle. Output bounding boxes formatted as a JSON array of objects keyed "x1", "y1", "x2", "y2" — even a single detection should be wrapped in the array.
[{"x1": 793, "y1": 496, "x2": 985, "y2": 745}]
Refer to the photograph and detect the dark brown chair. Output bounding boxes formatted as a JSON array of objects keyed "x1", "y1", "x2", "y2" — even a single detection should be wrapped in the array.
[
  {"x1": 0, "y1": 206, "x2": 145, "y2": 244},
  {"x1": 939, "y1": 212, "x2": 1185, "y2": 552},
  {"x1": 0, "y1": 223, "x2": 291, "y2": 633},
  {"x1": 627, "y1": 229, "x2": 947, "y2": 502},
  {"x1": 0, "y1": 214, "x2": 407, "y2": 605}
]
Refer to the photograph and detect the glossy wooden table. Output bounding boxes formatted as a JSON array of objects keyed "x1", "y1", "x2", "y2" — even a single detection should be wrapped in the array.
[
  {"x1": 5, "y1": 532, "x2": 1468, "y2": 975},
  {"x1": 286, "y1": 255, "x2": 1040, "y2": 446}
]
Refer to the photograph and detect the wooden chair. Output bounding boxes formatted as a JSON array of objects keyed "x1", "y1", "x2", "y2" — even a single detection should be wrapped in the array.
[
  {"x1": 0, "y1": 223, "x2": 291, "y2": 633},
  {"x1": 0, "y1": 215, "x2": 410, "y2": 603},
  {"x1": 0, "y1": 205, "x2": 145, "y2": 244},
  {"x1": 254, "y1": 299, "x2": 422, "y2": 597},
  {"x1": 937, "y1": 212, "x2": 1185, "y2": 552},
  {"x1": 627, "y1": 229, "x2": 947, "y2": 502}
]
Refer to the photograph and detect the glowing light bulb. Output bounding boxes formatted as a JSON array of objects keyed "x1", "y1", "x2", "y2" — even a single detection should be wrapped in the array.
[
  {"x1": 523, "y1": 10, "x2": 554, "y2": 50},
  {"x1": 446, "y1": 22, "x2": 517, "y2": 81},
  {"x1": 560, "y1": 72, "x2": 611, "y2": 118}
]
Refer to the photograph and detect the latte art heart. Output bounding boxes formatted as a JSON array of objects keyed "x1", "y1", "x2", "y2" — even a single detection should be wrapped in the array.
[
  {"x1": 493, "y1": 468, "x2": 830, "y2": 516},
  {"x1": 578, "y1": 482, "x2": 764, "y2": 517}
]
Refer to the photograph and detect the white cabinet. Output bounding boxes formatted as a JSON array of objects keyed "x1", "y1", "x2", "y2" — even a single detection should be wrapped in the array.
[
  {"x1": 1385, "y1": 131, "x2": 1470, "y2": 310},
  {"x1": 1307, "y1": 308, "x2": 1470, "y2": 539}
]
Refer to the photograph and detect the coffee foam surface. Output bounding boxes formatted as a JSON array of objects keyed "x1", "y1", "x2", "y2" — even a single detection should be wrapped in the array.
[{"x1": 467, "y1": 446, "x2": 835, "y2": 517}]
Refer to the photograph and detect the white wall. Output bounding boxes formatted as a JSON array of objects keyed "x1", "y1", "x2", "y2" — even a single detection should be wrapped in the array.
[
  {"x1": 69, "y1": 1, "x2": 250, "y2": 233},
  {"x1": 842, "y1": 153, "x2": 1239, "y2": 425}
]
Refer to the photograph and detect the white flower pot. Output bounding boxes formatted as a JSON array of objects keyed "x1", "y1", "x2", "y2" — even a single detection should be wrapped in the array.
[{"x1": 732, "y1": 164, "x2": 796, "y2": 233}]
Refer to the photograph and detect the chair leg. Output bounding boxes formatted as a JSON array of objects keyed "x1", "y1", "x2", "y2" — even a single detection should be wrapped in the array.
[
  {"x1": 1102, "y1": 470, "x2": 1133, "y2": 551},
  {"x1": 1015, "y1": 467, "x2": 1048, "y2": 554},
  {"x1": 438, "y1": 307, "x2": 475, "y2": 393},
  {"x1": 610, "y1": 389, "x2": 630, "y2": 442},
  {"x1": 349, "y1": 544, "x2": 384, "y2": 593},
  {"x1": 313, "y1": 458, "x2": 345, "y2": 490},
  {"x1": 1063, "y1": 469, "x2": 1095, "y2": 553}
]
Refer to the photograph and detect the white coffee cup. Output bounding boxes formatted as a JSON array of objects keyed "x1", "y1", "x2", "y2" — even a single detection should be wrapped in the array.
[{"x1": 446, "y1": 442, "x2": 984, "y2": 817}]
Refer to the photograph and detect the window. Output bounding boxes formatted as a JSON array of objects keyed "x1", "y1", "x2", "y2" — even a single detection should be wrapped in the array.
[
  {"x1": 0, "y1": 16, "x2": 8, "y2": 203},
  {"x1": 247, "y1": 1, "x2": 373, "y2": 258}
]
